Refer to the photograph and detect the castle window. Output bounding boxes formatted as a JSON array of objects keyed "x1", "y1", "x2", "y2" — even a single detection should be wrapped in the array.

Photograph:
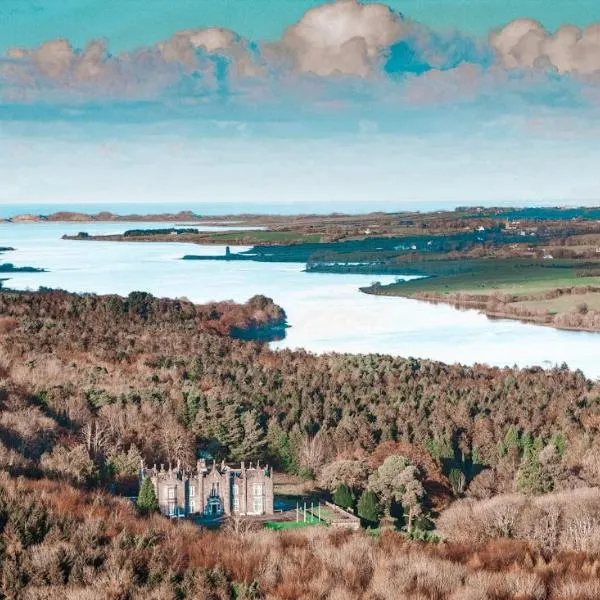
[
  {"x1": 253, "y1": 497, "x2": 263, "y2": 514},
  {"x1": 253, "y1": 484, "x2": 264, "y2": 496},
  {"x1": 190, "y1": 500, "x2": 196, "y2": 513},
  {"x1": 168, "y1": 487, "x2": 176, "y2": 499},
  {"x1": 190, "y1": 485, "x2": 196, "y2": 497},
  {"x1": 233, "y1": 497, "x2": 239, "y2": 510},
  {"x1": 233, "y1": 484, "x2": 239, "y2": 496}
]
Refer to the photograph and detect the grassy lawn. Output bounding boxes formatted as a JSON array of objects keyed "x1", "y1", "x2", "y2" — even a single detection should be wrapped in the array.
[{"x1": 264, "y1": 518, "x2": 324, "y2": 530}]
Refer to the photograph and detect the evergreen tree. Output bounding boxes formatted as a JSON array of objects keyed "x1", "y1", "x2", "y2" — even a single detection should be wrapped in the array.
[
  {"x1": 184, "y1": 391, "x2": 204, "y2": 427},
  {"x1": 516, "y1": 447, "x2": 552, "y2": 495},
  {"x1": 266, "y1": 418, "x2": 295, "y2": 472},
  {"x1": 237, "y1": 410, "x2": 267, "y2": 462},
  {"x1": 216, "y1": 404, "x2": 244, "y2": 458},
  {"x1": 333, "y1": 484, "x2": 354, "y2": 510},
  {"x1": 137, "y1": 477, "x2": 159, "y2": 514},
  {"x1": 357, "y1": 490, "x2": 382, "y2": 527}
]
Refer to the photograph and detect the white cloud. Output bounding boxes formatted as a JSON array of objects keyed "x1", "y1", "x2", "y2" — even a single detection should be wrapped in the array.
[
  {"x1": 491, "y1": 19, "x2": 600, "y2": 76},
  {"x1": 271, "y1": 0, "x2": 408, "y2": 77}
]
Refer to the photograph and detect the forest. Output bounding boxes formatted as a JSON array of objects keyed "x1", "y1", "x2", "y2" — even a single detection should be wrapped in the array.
[{"x1": 2, "y1": 288, "x2": 600, "y2": 598}]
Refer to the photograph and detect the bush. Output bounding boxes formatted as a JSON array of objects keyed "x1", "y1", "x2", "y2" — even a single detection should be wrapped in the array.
[{"x1": 333, "y1": 484, "x2": 354, "y2": 510}]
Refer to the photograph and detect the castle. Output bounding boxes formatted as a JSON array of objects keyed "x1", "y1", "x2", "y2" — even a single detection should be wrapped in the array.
[{"x1": 140, "y1": 459, "x2": 274, "y2": 518}]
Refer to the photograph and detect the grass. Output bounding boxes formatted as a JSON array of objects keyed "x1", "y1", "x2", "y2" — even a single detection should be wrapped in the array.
[
  {"x1": 264, "y1": 518, "x2": 324, "y2": 530},
  {"x1": 200, "y1": 231, "x2": 323, "y2": 244},
  {"x1": 518, "y1": 292, "x2": 600, "y2": 314},
  {"x1": 368, "y1": 259, "x2": 600, "y2": 298},
  {"x1": 363, "y1": 258, "x2": 600, "y2": 331}
]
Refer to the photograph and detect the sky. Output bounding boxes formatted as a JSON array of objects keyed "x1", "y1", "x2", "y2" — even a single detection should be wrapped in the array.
[{"x1": 1, "y1": 0, "x2": 600, "y2": 207}]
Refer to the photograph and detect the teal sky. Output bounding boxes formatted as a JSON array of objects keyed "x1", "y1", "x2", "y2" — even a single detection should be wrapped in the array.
[
  {"x1": 2, "y1": 0, "x2": 600, "y2": 52},
  {"x1": 2, "y1": 1, "x2": 600, "y2": 206}
]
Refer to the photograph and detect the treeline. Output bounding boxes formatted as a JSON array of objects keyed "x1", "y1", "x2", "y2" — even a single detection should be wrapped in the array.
[
  {"x1": 0, "y1": 289, "x2": 286, "y2": 342},
  {"x1": 123, "y1": 228, "x2": 200, "y2": 236}
]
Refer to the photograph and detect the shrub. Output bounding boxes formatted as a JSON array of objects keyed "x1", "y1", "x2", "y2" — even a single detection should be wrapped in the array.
[
  {"x1": 137, "y1": 477, "x2": 159, "y2": 514},
  {"x1": 358, "y1": 490, "x2": 382, "y2": 527}
]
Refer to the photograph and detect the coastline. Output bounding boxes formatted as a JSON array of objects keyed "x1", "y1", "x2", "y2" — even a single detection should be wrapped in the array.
[{"x1": 361, "y1": 285, "x2": 600, "y2": 334}]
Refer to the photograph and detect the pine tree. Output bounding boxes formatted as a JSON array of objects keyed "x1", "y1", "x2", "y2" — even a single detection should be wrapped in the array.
[
  {"x1": 333, "y1": 484, "x2": 354, "y2": 510},
  {"x1": 184, "y1": 391, "x2": 204, "y2": 427},
  {"x1": 358, "y1": 490, "x2": 382, "y2": 527},
  {"x1": 516, "y1": 448, "x2": 552, "y2": 495},
  {"x1": 216, "y1": 404, "x2": 244, "y2": 458},
  {"x1": 237, "y1": 410, "x2": 267, "y2": 462},
  {"x1": 266, "y1": 418, "x2": 295, "y2": 472},
  {"x1": 137, "y1": 477, "x2": 159, "y2": 514}
]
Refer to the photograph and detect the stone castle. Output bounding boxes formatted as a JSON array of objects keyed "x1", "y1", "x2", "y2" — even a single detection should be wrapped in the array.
[{"x1": 140, "y1": 459, "x2": 274, "y2": 518}]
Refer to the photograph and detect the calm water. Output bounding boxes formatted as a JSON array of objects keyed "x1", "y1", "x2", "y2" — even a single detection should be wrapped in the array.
[{"x1": 2, "y1": 220, "x2": 600, "y2": 379}]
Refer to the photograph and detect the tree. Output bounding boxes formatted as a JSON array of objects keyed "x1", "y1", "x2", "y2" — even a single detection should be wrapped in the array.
[
  {"x1": 449, "y1": 468, "x2": 466, "y2": 496},
  {"x1": 137, "y1": 477, "x2": 159, "y2": 514},
  {"x1": 368, "y1": 455, "x2": 425, "y2": 530},
  {"x1": 266, "y1": 418, "x2": 295, "y2": 472},
  {"x1": 216, "y1": 404, "x2": 244, "y2": 459},
  {"x1": 236, "y1": 410, "x2": 267, "y2": 463},
  {"x1": 109, "y1": 444, "x2": 143, "y2": 477},
  {"x1": 296, "y1": 431, "x2": 325, "y2": 478},
  {"x1": 516, "y1": 446, "x2": 553, "y2": 495},
  {"x1": 318, "y1": 459, "x2": 369, "y2": 494},
  {"x1": 40, "y1": 444, "x2": 97, "y2": 485},
  {"x1": 333, "y1": 484, "x2": 354, "y2": 510},
  {"x1": 357, "y1": 490, "x2": 382, "y2": 527}
]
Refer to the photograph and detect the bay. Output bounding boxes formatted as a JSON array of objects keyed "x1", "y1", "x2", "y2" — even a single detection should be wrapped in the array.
[{"x1": 1, "y1": 220, "x2": 599, "y2": 378}]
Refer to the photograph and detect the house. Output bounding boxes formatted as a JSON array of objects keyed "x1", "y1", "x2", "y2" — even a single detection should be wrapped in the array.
[{"x1": 140, "y1": 459, "x2": 274, "y2": 518}]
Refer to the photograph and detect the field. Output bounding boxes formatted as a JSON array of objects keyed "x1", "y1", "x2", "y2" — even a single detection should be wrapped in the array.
[
  {"x1": 195, "y1": 230, "x2": 323, "y2": 244},
  {"x1": 367, "y1": 259, "x2": 600, "y2": 296},
  {"x1": 363, "y1": 258, "x2": 600, "y2": 332}
]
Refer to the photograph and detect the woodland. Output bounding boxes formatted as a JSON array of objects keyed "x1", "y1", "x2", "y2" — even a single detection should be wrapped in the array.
[{"x1": 1, "y1": 288, "x2": 600, "y2": 599}]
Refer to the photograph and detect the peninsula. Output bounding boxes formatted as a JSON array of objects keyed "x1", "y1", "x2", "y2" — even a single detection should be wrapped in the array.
[{"x1": 60, "y1": 205, "x2": 600, "y2": 333}]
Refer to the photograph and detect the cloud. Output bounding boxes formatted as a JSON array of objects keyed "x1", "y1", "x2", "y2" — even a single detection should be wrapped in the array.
[
  {"x1": 490, "y1": 19, "x2": 600, "y2": 76},
  {"x1": 1, "y1": 0, "x2": 599, "y2": 110},
  {"x1": 269, "y1": 0, "x2": 408, "y2": 77}
]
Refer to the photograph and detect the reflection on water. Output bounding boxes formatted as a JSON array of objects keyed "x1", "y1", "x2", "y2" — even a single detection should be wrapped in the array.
[{"x1": 1, "y1": 221, "x2": 600, "y2": 379}]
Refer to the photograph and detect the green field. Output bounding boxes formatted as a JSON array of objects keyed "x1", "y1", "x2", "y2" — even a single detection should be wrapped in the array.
[
  {"x1": 264, "y1": 518, "x2": 324, "y2": 530},
  {"x1": 201, "y1": 231, "x2": 323, "y2": 244},
  {"x1": 366, "y1": 259, "x2": 600, "y2": 298}
]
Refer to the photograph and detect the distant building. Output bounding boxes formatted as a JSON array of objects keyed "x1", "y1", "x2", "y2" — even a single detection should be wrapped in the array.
[{"x1": 140, "y1": 460, "x2": 274, "y2": 518}]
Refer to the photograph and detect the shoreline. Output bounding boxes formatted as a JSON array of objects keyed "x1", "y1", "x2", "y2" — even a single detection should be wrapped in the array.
[{"x1": 361, "y1": 286, "x2": 600, "y2": 335}]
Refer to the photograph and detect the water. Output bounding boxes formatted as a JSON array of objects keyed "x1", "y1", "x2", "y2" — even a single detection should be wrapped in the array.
[{"x1": 2, "y1": 220, "x2": 600, "y2": 379}]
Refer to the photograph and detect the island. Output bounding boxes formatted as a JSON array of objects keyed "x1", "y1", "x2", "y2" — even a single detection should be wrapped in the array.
[
  {"x1": 0, "y1": 247, "x2": 46, "y2": 286},
  {"x1": 0, "y1": 262, "x2": 46, "y2": 273},
  {"x1": 3, "y1": 210, "x2": 203, "y2": 223}
]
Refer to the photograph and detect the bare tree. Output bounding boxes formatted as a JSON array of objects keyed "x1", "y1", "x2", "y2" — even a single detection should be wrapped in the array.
[
  {"x1": 81, "y1": 420, "x2": 110, "y2": 460},
  {"x1": 222, "y1": 513, "x2": 260, "y2": 537},
  {"x1": 299, "y1": 432, "x2": 325, "y2": 476}
]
